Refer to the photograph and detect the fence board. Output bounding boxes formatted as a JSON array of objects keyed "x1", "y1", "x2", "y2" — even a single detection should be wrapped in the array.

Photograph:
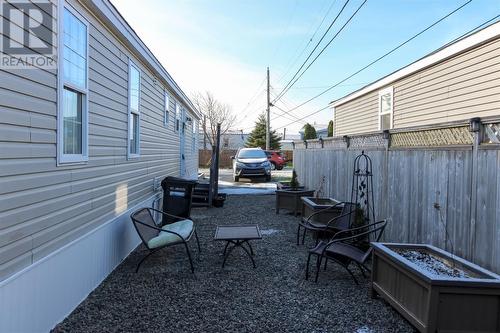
[{"x1": 294, "y1": 140, "x2": 499, "y2": 273}]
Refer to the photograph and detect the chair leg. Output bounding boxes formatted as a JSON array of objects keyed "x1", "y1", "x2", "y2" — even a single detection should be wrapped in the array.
[
  {"x1": 302, "y1": 228, "x2": 307, "y2": 245},
  {"x1": 184, "y1": 242, "x2": 194, "y2": 273},
  {"x1": 323, "y1": 257, "x2": 328, "y2": 271},
  {"x1": 135, "y1": 250, "x2": 155, "y2": 273},
  {"x1": 296, "y1": 224, "x2": 301, "y2": 245},
  {"x1": 345, "y1": 265, "x2": 359, "y2": 285},
  {"x1": 305, "y1": 253, "x2": 312, "y2": 280},
  {"x1": 315, "y1": 255, "x2": 322, "y2": 282},
  {"x1": 194, "y1": 229, "x2": 201, "y2": 253},
  {"x1": 356, "y1": 262, "x2": 367, "y2": 278}
]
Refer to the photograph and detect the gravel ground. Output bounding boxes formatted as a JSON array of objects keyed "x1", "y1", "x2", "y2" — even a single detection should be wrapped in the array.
[{"x1": 53, "y1": 195, "x2": 416, "y2": 333}]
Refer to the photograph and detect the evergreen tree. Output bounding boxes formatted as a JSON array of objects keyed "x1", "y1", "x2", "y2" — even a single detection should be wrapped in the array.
[
  {"x1": 245, "y1": 114, "x2": 281, "y2": 149},
  {"x1": 303, "y1": 123, "x2": 317, "y2": 140},
  {"x1": 327, "y1": 120, "x2": 334, "y2": 137}
]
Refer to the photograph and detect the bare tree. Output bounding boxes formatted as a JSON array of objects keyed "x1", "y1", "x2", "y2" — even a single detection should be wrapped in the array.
[{"x1": 191, "y1": 91, "x2": 236, "y2": 149}]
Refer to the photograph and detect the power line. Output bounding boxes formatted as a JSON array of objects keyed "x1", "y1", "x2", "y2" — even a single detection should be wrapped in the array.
[
  {"x1": 273, "y1": 0, "x2": 475, "y2": 121},
  {"x1": 276, "y1": 0, "x2": 338, "y2": 84},
  {"x1": 273, "y1": 0, "x2": 368, "y2": 104},
  {"x1": 273, "y1": 0, "x2": 351, "y2": 103}
]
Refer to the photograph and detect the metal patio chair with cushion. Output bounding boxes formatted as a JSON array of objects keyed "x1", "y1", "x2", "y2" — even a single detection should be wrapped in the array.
[
  {"x1": 130, "y1": 207, "x2": 201, "y2": 273},
  {"x1": 297, "y1": 202, "x2": 358, "y2": 245},
  {"x1": 305, "y1": 219, "x2": 387, "y2": 284}
]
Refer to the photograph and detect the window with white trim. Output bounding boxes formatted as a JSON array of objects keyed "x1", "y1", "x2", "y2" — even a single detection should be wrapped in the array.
[
  {"x1": 192, "y1": 119, "x2": 197, "y2": 151},
  {"x1": 128, "y1": 61, "x2": 141, "y2": 157},
  {"x1": 175, "y1": 102, "x2": 181, "y2": 132},
  {"x1": 164, "y1": 91, "x2": 170, "y2": 125},
  {"x1": 58, "y1": 7, "x2": 88, "y2": 164},
  {"x1": 378, "y1": 87, "x2": 393, "y2": 130}
]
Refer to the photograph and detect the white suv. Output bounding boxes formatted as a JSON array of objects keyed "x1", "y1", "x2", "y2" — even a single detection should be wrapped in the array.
[{"x1": 232, "y1": 148, "x2": 272, "y2": 182}]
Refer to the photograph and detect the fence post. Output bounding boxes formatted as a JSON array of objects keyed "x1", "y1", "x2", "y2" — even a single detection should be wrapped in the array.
[
  {"x1": 468, "y1": 118, "x2": 481, "y2": 261},
  {"x1": 382, "y1": 130, "x2": 391, "y2": 230}
]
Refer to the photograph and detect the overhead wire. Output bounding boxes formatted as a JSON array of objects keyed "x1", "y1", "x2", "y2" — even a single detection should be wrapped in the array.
[
  {"x1": 273, "y1": 0, "x2": 368, "y2": 104},
  {"x1": 273, "y1": 0, "x2": 352, "y2": 103},
  {"x1": 272, "y1": 0, "x2": 475, "y2": 124}
]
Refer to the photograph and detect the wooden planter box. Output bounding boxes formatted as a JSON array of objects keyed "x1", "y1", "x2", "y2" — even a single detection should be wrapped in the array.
[
  {"x1": 371, "y1": 243, "x2": 500, "y2": 333},
  {"x1": 300, "y1": 197, "x2": 343, "y2": 224},
  {"x1": 275, "y1": 189, "x2": 315, "y2": 216}
]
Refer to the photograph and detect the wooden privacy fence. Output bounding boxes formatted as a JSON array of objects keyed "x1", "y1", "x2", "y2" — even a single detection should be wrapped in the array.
[{"x1": 293, "y1": 118, "x2": 500, "y2": 273}]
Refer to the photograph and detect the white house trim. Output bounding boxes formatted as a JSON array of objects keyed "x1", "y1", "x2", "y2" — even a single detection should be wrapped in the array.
[
  {"x1": 57, "y1": 1, "x2": 90, "y2": 165},
  {"x1": 331, "y1": 21, "x2": 500, "y2": 108},
  {"x1": 0, "y1": 194, "x2": 159, "y2": 333},
  {"x1": 80, "y1": 0, "x2": 200, "y2": 119}
]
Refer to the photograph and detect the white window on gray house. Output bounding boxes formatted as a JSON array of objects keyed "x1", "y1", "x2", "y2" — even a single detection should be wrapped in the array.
[
  {"x1": 378, "y1": 86, "x2": 393, "y2": 131},
  {"x1": 128, "y1": 61, "x2": 141, "y2": 157},
  {"x1": 192, "y1": 119, "x2": 197, "y2": 151},
  {"x1": 164, "y1": 91, "x2": 169, "y2": 125},
  {"x1": 175, "y1": 103, "x2": 181, "y2": 132},
  {"x1": 58, "y1": 7, "x2": 89, "y2": 164}
]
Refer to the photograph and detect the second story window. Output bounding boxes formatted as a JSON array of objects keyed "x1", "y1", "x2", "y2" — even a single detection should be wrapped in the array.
[
  {"x1": 378, "y1": 87, "x2": 393, "y2": 131},
  {"x1": 192, "y1": 119, "x2": 197, "y2": 151},
  {"x1": 58, "y1": 7, "x2": 88, "y2": 164},
  {"x1": 175, "y1": 102, "x2": 181, "y2": 132},
  {"x1": 128, "y1": 61, "x2": 141, "y2": 157},
  {"x1": 164, "y1": 91, "x2": 170, "y2": 126}
]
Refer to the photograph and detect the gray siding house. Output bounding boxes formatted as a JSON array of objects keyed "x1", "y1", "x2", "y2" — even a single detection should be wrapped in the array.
[
  {"x1": 330, "y1": 21, "x2": 500, "y2": 136},
  {"x1": 0, "y1": 0, "x2": 199, "y2": 331}
]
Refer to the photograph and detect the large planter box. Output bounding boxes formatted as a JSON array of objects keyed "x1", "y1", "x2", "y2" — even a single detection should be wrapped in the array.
[
  {"x1": 371, "y1": 243, "x2": 500, "y2": 333},
  {"x1": 300, "y1": 197, "x2": 343, "y2": 224},
  {"x1": 275, "y1": 189, "x2": 315, "y2": 216}
]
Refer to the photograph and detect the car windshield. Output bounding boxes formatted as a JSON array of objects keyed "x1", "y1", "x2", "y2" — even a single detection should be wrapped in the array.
[{"x1": 238, "y1": 149, "x2": 266, "y2": 159}]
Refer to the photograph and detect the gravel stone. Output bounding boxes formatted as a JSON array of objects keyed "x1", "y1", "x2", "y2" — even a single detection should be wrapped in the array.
[{"x1": 52, "y1": 195, "x2": 416, "y2": 333}]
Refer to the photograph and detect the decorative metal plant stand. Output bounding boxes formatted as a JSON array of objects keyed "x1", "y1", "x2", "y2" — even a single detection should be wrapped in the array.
[{"x1": 350, "y1": 151, "x2": 375, "y2": 225}]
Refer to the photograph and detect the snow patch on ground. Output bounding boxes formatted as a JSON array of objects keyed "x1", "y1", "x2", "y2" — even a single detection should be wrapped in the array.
[
  {"x1": 218, "y1": 180, "x2": 277, "y2": 195},
  {"x1": 260, "y1": 228, "x2": 282, "y2": 236}
]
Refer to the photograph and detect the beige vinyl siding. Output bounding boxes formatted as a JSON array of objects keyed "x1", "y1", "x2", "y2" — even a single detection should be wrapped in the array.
[
  {"x1": 334, "y1": 90, "x2": 378, "y2": 136},
  {"x1": 394, "y1": 38, "x2": 500, "y2": 127},
  {"x1": 0, "y1": 0, "x2": 194, "y2": 280},
  {"x1": 334, "y1": 37, "x2": 500, "y2": 135}
]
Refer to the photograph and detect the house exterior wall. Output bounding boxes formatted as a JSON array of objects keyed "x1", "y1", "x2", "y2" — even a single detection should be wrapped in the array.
[
  {"x1": 0, "y1": 0, "x2": 198, "y2": 282},
  {"x1": 333, "y1": 36, "x2": 500, "y2": 136}
]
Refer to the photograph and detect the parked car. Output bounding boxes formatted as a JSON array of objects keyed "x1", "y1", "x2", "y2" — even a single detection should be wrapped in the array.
[
  {"x1": 232, "y1": 148, "x2": 272, "y2": 182},
  {"x1": 265, "y1": 151, "x2": 286, "y2": 170}
]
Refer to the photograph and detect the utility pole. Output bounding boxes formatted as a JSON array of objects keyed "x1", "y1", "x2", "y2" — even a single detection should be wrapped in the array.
[
  {"x1": 266, "y1": 67, "x2": 270, "y2": 150},
  {"x1": 283, "y1": 128, "x2": 286, "y2": 140}
]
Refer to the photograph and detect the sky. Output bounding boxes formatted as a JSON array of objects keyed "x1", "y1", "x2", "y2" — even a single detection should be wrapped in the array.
[{"x1": 111, "y1": 0, "x2": 499, "y2": 135}]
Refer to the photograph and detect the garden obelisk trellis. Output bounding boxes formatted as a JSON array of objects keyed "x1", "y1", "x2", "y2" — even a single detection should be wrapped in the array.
[{"x1": 350, "y1": 151, "x2": 375, "y2": 225}]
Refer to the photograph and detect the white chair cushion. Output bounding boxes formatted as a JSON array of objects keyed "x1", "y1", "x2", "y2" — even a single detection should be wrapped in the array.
[{"x1": 147, "y1": 219, "x2": 193, "y2": 249}]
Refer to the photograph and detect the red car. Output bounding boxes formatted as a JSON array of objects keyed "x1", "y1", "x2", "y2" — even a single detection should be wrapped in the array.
[{"x1": 265, "y1": 151, "x2": 286, "y2": 170}]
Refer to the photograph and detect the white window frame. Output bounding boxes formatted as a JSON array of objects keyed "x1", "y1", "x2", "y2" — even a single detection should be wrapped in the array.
[
  {"x1": 378, "y1": 86, "x2": 394, "y2": 130},
  {"x1": 128, "y1": 59, "x2": 141, "y2": 159},
  {"x1": 192, "y1": 119, "x2": 197, "y2": 152},
  {"x1": 57, "y1": 3, "x2": 89, "y2": 165},
  {"x1": 175, "y1": 102, "x2": 181, "y2": 132},
  {"x1": 164, "y1": 90, "x2": 170, "y2": 126},
  {"x1": 331, "y1": 107, "x2": 336, "y2": 137}
]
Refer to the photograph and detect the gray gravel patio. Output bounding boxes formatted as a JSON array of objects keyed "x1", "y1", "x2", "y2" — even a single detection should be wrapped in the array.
[{"x1": 53, "y1": 195, "x2": 415, "y2": 333}]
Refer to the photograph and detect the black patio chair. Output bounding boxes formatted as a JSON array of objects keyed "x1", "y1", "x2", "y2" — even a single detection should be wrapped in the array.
[
  {"x1": 130, "y1": 207, "x2": 201, "y2": 273},
  {"x1": 297, "y1": 202, "x2": 358, "y2": 245},
  {"x1": 305, "y1": 219, "x2": 387, "y2": 284}
]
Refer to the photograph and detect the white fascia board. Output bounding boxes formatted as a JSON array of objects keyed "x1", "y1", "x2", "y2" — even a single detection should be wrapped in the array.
[
  {"x1": 331, "y1": 21, "x2": 500, "y2": 108},
  {"x1": 86, "y1": 0, "x2": 201, "y2": 119}
]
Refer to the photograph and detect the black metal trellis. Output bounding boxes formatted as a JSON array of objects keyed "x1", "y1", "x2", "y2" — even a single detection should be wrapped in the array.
[{"x1": 350, "y1": 151, "x2": 375, "y2": 225}]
